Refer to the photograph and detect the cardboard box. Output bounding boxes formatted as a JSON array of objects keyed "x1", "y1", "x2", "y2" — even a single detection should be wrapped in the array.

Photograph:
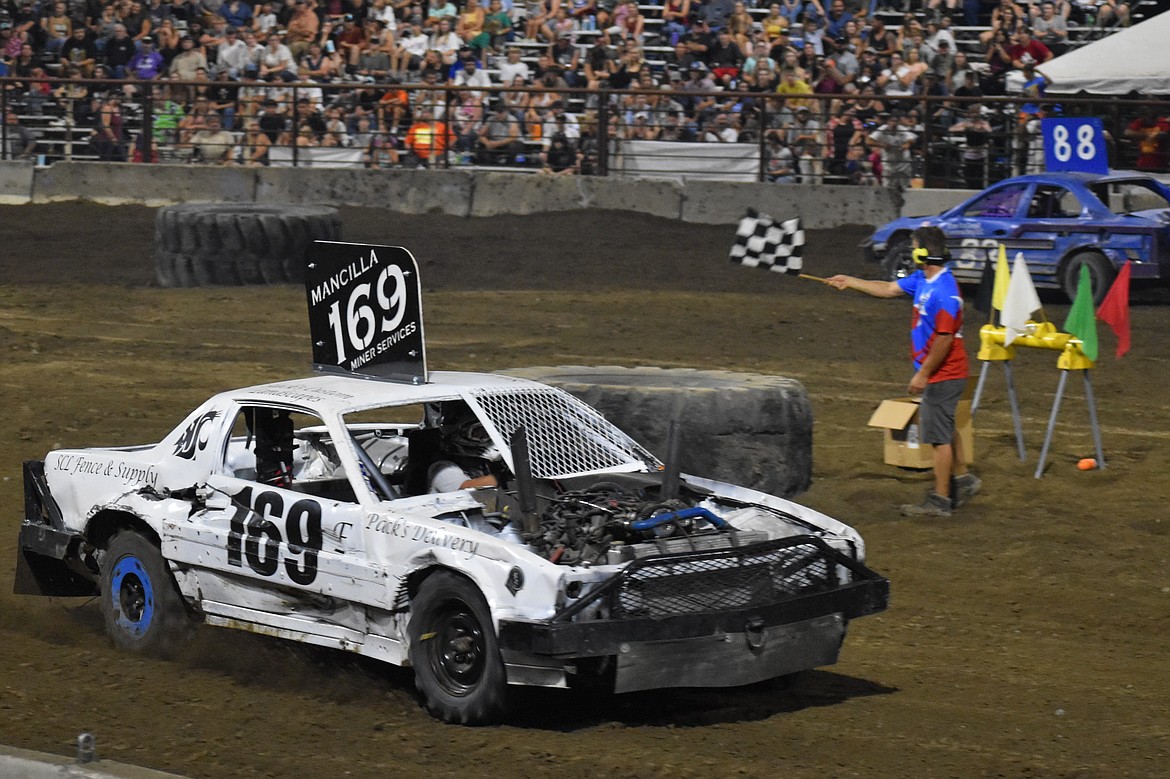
[{"x1": 867, "y1": 398, "x2": 974, "y2": 469}]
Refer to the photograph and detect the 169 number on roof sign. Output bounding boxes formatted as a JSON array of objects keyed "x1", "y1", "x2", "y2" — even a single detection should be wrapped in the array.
[{"x1": 304, "y1": 241, "x2": 427, "y2": 384}]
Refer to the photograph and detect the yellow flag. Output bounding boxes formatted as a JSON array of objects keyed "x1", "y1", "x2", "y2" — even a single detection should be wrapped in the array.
[{"x1": 992, "y1": 243, "x2": 1011, "y2": 312}]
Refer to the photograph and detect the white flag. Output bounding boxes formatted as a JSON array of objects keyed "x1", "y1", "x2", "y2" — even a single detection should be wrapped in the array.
[{"x1": 1002, "y1": 252, "x2": 1042, "y2": 345}]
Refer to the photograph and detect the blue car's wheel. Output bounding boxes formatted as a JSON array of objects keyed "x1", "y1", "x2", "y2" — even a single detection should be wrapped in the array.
[
  {"x1": 881, "y1": 236, "x2": 915, "y2": 281},
  {"x1": 1061, "y1": 251, "x2": 1115, "y2": 305},
  {"x1": 100, "y1": 531, "x2": 190, "y2": 656}
]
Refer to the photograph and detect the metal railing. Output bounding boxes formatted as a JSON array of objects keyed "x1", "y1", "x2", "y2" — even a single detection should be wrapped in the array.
[{"x1": 3, "y1": 76, "x2": 1168, "y2": 186}]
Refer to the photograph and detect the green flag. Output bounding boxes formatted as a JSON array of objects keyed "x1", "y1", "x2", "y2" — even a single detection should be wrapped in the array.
[{"x1": 1064, "y1": 264, "x2": 1098, "y2": 361}]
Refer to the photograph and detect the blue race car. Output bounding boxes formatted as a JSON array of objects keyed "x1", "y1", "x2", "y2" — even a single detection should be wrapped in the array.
[{"x1": 864, "y1": 172, "x2": 1170, "y2": 303}]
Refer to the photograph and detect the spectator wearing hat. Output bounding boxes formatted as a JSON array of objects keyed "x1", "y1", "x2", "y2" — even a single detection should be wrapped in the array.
[
  {"x1": 405, "y1": 105, "x2": 456, "y2": 166},
  {"x1": 680, "y1": 18, "x2": 714, "y2": 66},
  {"x1": 924, "y1": 34, "x2": 950, "y2": 75},
  {"x1": 548, "y1": 33, "x2": 581, "y2": 85},
  {"x1": 60, "y1": 27, "x2": 98, "y2": 78},
  {"x1": 129, "y1": 37, "x2": 166, "y2": 79},
  {"x1": 170, "y1": 35, "x2": 208, "y2": 80},
  {"x1": 708, "y1": 28, "x2": 743, "y2": 87},
  {"x1": 453, "y1": 53, "x2": 492, "y2": 102},
  {"x1": 476, "y1": 100, "x2": 523, "y2": 164}
]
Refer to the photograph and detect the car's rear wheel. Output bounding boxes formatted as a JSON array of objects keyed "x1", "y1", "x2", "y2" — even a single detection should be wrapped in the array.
[
  {"x1": 881, "y1": 235, "x2": 915, "y2": 281},
  {"x1": 1061, "y1": 251, "x2": 1115, "y2": 305},
  {"x1": 100, "y1": 531, "x2": 190, "y2": 657},
  {"x1": 408, "y1": 571, "x2": 507, "y2": 725}
]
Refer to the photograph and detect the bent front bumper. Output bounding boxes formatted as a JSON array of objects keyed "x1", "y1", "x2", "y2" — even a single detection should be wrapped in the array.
[
  {"x1": 14, "y1": 460, "x2": 97, "y2": 597},
  {"x1": 498, "y1": 535, "x2": 889, "y2": 692}
]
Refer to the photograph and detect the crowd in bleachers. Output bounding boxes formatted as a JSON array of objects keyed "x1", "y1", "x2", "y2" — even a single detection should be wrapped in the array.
[{"x1": 0, "y1": 0, "x2": 1164, "y2": 180}]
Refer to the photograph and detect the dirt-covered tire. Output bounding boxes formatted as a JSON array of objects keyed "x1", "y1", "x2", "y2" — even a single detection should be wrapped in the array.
[
  {"x1": 880, "y1": 234, "x2": 915, "y2": 281},
  {"x1": 408, "y1": 571, "x2": 507, "y2": 725},
  {"x1": 502, "y1": 366, "x2": 813, "y2": 498},
  {"x1": 99, "y1": 531, "x2": 190, "y2": 657},
  {"x1": 154, "y1": 204, "x2": 341, "y2": 287},
  {"x1": 1061, "y1": 250, "x2": 1115, "y2": 305}
]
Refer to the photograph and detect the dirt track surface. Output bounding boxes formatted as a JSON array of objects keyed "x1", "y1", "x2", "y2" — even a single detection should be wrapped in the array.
[{"x1": 1, "y1": 203, "x2": 1168, "y2": 779}]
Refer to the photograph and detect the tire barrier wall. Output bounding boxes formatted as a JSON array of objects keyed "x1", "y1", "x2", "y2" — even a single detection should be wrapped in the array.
[
  {"x1": 18, "y1": 162, "x2": 906, "y2": 228},
  {"x1": 503, "y1": 366, "x2": 814, "y2": 498},
  {"x1": 154, "y1": 204, "x2": 342, "y2": 287}
]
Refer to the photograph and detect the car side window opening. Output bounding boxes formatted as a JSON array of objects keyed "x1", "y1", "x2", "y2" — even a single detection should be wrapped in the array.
[
  {"x1": 962, "y1": 183, "x2": 1028, "y2": 218},
  {"x1": 224, "y1": 406, "x2": 361, "y2": 504},
  {"x1": 1027, "y1": 185, "x2": 1082, "y2": 219}
]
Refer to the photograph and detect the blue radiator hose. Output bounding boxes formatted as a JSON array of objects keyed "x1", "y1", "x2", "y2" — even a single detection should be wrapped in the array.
[{"x1": 630, "y1": 506, "x2": 728, "y2": 532}]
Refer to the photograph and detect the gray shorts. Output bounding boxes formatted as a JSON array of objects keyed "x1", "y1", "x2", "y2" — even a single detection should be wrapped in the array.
[{"x1": 920, "y1": 379, "x2": 966, "y2": 445}]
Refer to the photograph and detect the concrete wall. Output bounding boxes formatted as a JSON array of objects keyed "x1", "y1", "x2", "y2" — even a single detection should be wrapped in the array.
[
  {"x1": 15, "y1": 162, "x2": 917, "y2": 226},
  {"x1": 0, "y1": 160, "x2": 35, "y2": 204}
]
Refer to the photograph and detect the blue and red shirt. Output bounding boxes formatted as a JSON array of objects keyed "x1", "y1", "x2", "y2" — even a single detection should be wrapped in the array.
[{"x1": 896, "y1": 267, "x2": 969, "y2": 382}]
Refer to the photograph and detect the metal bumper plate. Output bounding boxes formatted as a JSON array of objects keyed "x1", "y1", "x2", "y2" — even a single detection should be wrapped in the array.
[{"x1": 613, "y1": 613, "x2": 845, "y2": 693}]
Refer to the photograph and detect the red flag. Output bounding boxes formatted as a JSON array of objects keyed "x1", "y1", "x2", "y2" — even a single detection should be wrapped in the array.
[{"x1": 1096, "y1": 261, "x2": 1131, "y2": 358}]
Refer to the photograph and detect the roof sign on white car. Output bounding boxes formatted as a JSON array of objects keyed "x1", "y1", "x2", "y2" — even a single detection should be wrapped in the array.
[{"x1": 305, "y1": 241, "x2": 428, "y2": 384}]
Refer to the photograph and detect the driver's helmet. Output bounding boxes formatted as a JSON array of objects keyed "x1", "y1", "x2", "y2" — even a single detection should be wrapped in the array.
[{"x1": 433, "y1": 402, "x2": 501, "y2": 461}]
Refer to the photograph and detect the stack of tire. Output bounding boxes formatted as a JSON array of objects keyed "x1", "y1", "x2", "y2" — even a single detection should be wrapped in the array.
[{"x1": 154, "y1": 204, "x2": 342, "y2": 287}]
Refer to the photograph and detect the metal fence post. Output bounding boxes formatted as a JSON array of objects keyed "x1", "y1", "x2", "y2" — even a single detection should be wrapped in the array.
[
  {"x1": 291, "y1": 85, "x2": 300, "y2": 168},
  {"x1": 597, "y1": 90, "x2": 609, "y2": 177},
  {"x1": 758, "y1": 98, "x2": 767, "y2": 183}
]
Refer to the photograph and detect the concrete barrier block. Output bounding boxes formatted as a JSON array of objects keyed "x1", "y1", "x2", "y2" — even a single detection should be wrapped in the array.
[
  {"x1": 255, "y1": 168, "x2": 473, "y2": 216},
  {"x1": 0, "y1": 160, "x2": 35, "y2": 203},
  {"x1": 901, "y1": 187, "x2": 974, "y2": 218},
  {"x1": 579, "y1": 177, "x2": 683, "y2": 219},
  {"x1": 469, "y1": 171, "x2": 587, "y2": 216},
  {"x1": 32, "y1": 162, "x2": 254, "y2": 205},
  {"x1": 469, "y1": 173, "x2": 684, "y2": 219},
  {"x1": 680, "y1": 180, "x2": 900, "y2": 228}
]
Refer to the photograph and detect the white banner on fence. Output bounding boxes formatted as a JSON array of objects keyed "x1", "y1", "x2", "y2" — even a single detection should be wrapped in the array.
[
  {"x1": 615, "y1": 140, "x2": 758, "y2": 183},
  {"x1": 269, "y1": 147, "x2": 365, "y2": 168}
]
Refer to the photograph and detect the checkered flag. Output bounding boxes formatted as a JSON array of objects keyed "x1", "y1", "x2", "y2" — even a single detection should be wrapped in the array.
[{"x1": 729, "y1": 209, "x2": 805, "y2": 274}]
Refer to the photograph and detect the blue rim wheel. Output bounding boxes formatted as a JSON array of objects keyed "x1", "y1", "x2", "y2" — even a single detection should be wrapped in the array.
[
  {"x1": 109, "y1": 555, "x2": 155, "y2": 640},
  {"x1": 101, "y1": 531, "x2": 189, "y2": 656}
]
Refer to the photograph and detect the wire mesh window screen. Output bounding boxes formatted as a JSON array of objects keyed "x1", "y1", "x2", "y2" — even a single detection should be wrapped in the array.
[
  {"x1": 472, "y1": 387, "x2": 660, "y2": 479},
  {"x1": 612, "y1": 542, "x2": 838, "y2": 619}
]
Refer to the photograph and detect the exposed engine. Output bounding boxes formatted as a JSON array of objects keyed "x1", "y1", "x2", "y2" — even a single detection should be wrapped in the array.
[{"x1": 527, "y1": 481, "x2": 766, "y2": 566}]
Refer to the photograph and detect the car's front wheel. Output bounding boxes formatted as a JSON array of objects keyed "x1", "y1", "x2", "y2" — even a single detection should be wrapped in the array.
[
  {"x1": 1061, "y1": 251, "x2": 1116, "y2": 305},
  {"x1": 100, "y1": 530, "x2": 190, "y2": 656},
  {"x1": 881, "y1": 235, "x2": 915, "y2": 281},
  {"x1": 408, "y1": 571, "x2": 507, "y2": 725}
]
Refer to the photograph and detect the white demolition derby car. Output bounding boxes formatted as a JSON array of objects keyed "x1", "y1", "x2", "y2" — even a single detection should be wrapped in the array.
[{"x1": 15, "y1": 243, "x2": 888, "y2": 724}]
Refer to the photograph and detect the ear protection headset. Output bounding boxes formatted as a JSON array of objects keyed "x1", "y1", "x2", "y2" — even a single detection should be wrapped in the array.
[{"x1": 912, "y1": 247, "x2": 948, "y2": 266}]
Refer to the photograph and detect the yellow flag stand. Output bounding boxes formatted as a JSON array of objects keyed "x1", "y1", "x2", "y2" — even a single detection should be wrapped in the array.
[{"x1": 971, "y1": 322, "x2": 1106, "y2": 479}]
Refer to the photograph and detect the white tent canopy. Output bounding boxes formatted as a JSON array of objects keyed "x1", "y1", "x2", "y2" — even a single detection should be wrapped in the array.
[{"x1": 1007, "y1": 11, "x2": 1170, "y2": 95}]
